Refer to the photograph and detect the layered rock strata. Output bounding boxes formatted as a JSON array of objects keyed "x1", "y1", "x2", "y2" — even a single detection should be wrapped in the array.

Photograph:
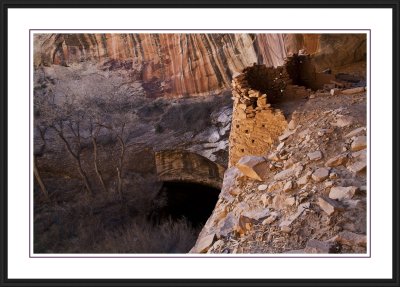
[
  {"x1": 155, "y1": 150, "x2": 225, "y2": 189},
  {"x1": 34, "y1": 33, "x2": 366, "y2": 98}
]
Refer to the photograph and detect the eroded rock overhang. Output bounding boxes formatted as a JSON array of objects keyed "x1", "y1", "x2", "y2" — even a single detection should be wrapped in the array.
[{"x1": 155, "y1": 150, "x2": 226, "y2": 190}]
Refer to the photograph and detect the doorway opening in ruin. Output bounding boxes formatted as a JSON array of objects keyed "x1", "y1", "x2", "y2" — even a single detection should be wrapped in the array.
[{"x1": 151, "y1": 181, "x2": 220, "y2": 229}]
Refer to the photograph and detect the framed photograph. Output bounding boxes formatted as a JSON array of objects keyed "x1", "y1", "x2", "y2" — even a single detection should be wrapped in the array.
[{"x1": 1, "y1": 1, "x2": 399, "y2": 286}]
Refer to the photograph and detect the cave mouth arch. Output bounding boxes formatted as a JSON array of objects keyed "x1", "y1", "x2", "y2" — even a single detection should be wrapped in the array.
[{"x1": 153, "y1": 181, "x2": 220, "y2": 229}]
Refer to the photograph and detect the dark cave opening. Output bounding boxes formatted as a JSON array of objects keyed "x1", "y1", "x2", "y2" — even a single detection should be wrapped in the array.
[{"x1": 152, "y1": 181, "x2": 221, "y2": 229}]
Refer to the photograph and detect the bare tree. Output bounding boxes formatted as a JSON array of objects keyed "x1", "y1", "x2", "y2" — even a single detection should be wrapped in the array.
[
  {"x1": 38, "y1": 92, "x2": 94, "y2": 195},
  {"x1": 85, "y1": 102, "x2": 108, "y2": 193},
  {"x1": 90, "y1": 85, "x2": 138, "y2": 199},
  {"x1": 34, "y1": 72, "x2": 142, "y2": 198},
  {"x1": 33, "y1": 125, "x2": 49, "y2": 200}
]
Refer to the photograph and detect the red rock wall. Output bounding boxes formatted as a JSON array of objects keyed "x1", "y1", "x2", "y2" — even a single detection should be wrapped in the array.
[{"x1": 34, "y1": 33, "x2": 366, "y2": 98}]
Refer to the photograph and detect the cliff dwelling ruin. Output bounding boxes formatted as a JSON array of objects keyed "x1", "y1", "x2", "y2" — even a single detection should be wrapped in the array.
[{"x1": 33, "y1": 33, "x2": 367, "y2": 254}]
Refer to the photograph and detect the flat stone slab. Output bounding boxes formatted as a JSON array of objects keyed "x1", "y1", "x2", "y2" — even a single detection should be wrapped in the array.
[
  {"x1": 274, "y1": 165, "x2": 303, "y2": 181},
  {"x1": 325, "y1": 153, "x2": 348, "y2": 167},
  {"x1": 341, "y1": 87, "x2": 365, "y2": 94}
]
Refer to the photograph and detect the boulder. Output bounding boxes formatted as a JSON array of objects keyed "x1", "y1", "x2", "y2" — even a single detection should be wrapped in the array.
[
  {"x1": 279, "y1": 202, "x2": 310, "y2": 227},
  {"x1": 351, "y1": 136, "x2": 367, "y2": 152},
  {"x1": 281, "y1": 226, "x2": 292, "y2": 233},
  {"x1": 237, "y1": 216, "x2": 254, "y2": 234},
  {"x1": 208, "y1": 130, "x2": 220, "y2": 143},
  {"x1": 308, "y1": 150, "x2": 323, "y2": 161},
  {"x1": 241, "y1": 208, "x2": 270, "y2": 221},
  {"x1": 219, "y1": 167, "x2": 243, "y2": 202},
  {"x1": 312, "y1": 168, "x2": 330, "y2": 182},
  {"x1": 236, "y1": 156, "x2": 268, "y2": 181},
  {"x1": 318, "y1": 196, "x2": 344, "y2": 215},
  {"x1": 297, "y1": 172, "x2": 311, "y2": 186},
  {"x1": 268, "y1": 181, "x2": 284, "y2": 192},
  {"x1": 330, "y1": 88, "x2": 341, "y2": 96},
  {"x1": 284, "y1": 196, "x2": 296, "y2": 206},
  {"x1": 258, "y1": 184, "x2": 268, "y2": 191},
  {"x1": 196, "y1": 233, "x2": 216, "y2": 253},
  {"x1": 279, "y1": 130, "x2": 295, "y2": 141},
  {"x1": 304, "y1": 239, "x2": 337, "y2": 253},
  {"x1": 335, "y1": 231, "x2": 367, "y2": 247},
  {"x1": 347, "y1": 160, "x2": 367, "y2": 173},
  {"x1": 272, "y1": 194, "x2": 287, "y2": 210},
  {"x1": 331, "y1": 115, "x2": 354, "y2": 128},
  {"x1": 276, "y1": 142, "x2": 285, "y2": 151},
  {"x1": 298, "y1": 128, "x2": 310, "y2": 139},
  {"x1": 283, "y1": 180, "x2": 294, "y2": 192},
  {"x1": 329, "y1": 186, "x2": 358, "y2": 201},
  {"x1": 288, "y1": 119, "x2": 297, "y2": 130},
  {"x1": 325, "y1": 153, "x2": 348, "y2": 167},
  {"x1": 262, "y1": 212, "x2": 279, "y2": 225},
  {"x1": 217, "y1": 108, "x2": 232, "y2": 124},
  {"x1": 345, "y1": 127, "x2": 366, "y2": 138},
  {"x1": 217, "y1": 213, "x2": 239, "y2": 238}
]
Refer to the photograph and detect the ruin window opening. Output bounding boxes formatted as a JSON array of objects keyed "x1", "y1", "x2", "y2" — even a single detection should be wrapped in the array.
[{"x1": 250, "y1": 98, "x2": 258, "y2": 109}]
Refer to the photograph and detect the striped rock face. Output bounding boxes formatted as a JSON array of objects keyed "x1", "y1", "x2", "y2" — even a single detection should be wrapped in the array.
[{"x1": 33, "y1": 34, "x2": 365, "y2": 98}]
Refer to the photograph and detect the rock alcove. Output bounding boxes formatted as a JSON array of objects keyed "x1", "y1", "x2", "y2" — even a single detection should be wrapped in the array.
[
  {"x1": 154, "y1": 181, "x2": 220, "y2": 228},
  {"x1": 150, "y1": 150, "x2": 225, "y2": 229}
]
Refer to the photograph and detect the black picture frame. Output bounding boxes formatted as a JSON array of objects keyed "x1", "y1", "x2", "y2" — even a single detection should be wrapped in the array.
[{"x1": 1, "y1": 1, "x2": 399, "y2": 286}]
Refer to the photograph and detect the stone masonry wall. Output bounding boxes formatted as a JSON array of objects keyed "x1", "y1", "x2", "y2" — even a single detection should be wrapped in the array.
[
  {"x1": 227, "y1": 56, "x2": 330, "y2": 167},
  {"x1": 228, "y1": 65, "x2": 289, "y2": 167}
]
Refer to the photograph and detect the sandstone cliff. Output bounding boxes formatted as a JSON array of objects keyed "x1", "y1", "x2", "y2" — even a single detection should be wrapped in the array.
[
  {"x1": 33, "y1": 33, "x2": 367, "y2": 254},
  {"x1": 34, "y1": 33, "x2": 366, "y2": 98}
]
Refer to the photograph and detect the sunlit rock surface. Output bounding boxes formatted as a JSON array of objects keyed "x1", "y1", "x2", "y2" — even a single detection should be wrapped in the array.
[{"x1": 34, "y1": 34, "x2": 365, "y2": 98}]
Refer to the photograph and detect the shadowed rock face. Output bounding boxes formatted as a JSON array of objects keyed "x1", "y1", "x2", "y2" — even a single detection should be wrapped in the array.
[{"x1": 34, "y1": 33, "x2": 366, "y2": 98}]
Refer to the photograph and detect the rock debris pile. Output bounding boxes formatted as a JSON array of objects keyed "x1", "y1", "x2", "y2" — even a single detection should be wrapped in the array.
[{"x1": 191, "y1": 72, "x2": 367, "y2": 254}]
